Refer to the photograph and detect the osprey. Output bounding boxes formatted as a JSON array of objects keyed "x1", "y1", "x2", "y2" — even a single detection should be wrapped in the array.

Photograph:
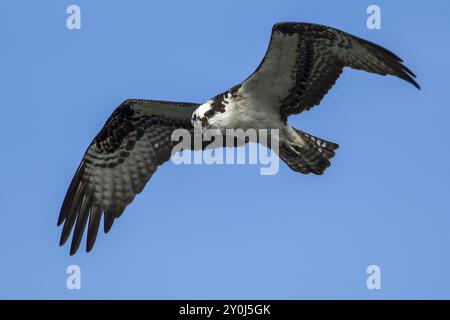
[{"x1": 58, "y1": 22, "x2": 419, "y2": 255}]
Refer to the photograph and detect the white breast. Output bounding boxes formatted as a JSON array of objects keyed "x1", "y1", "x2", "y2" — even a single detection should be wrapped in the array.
[
  {"x1": 192, "y1": 87, "x2": 284, "y2": 133},
  {"x1": 229, "y1": 86, "x2": 284, "y2": 131}
]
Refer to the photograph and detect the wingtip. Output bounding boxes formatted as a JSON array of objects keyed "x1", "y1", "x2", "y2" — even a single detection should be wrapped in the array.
[
  {"x1": 57, "y1": 212, "x2": 67, "y2": 226},
  {"x1": 86, "y1": 241, "x2": 95, "y2": 253},
  {"x1": 59, "y1": 231, "x2": 69, "y2": 246},
  {"x1": 104, "y1": 213, "x2": 115, "y2": 234},
  {"x1": 405, "y1": 71, "x2": 421, "y2": 90},
  {"x1": 86, "y1": 234, "x2": 97, "y2": 253},
  {"x1": 408, "y1": 78, "x2": 421, "y2": 90},
  {"x1": 70, "y1": 239, "x2": 81, "y2": 256},
  {"x1": 398, "y1": 68, "x2": 420, "y2": 90},
  {"x1": 59, "y1": 238, "x2": 67, "y2": 247}
]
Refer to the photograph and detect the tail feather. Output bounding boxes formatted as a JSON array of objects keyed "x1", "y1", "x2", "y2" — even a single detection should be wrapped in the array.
[{"x1": 280, "y1": 128, "x2": 339, "y2": 175}]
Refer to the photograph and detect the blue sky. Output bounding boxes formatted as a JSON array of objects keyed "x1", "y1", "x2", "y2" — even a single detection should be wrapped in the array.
[{"x1": 1, "y1": 0, "x2": 449, "y2": 299}]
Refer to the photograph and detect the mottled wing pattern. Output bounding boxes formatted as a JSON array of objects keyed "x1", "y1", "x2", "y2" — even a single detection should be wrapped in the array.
[
  {"x1": 241, "y1": 22, "x2": 419, "y2": 121},
  {"x1": 58, "y1": 99, "x2": 198, "y2": 255}
]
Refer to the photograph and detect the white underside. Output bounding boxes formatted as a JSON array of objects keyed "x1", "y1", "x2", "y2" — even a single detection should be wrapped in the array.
[
  {"x1": 192, "y1": 87, "x2": 305, "y2": 151},
  {"x1": 191, "y1": 31, "x2": 307, "y2": 150}
]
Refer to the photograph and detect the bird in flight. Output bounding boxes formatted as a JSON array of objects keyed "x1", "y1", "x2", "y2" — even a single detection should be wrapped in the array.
[{"x1": 58, "y1": 22, "x2": 420, "y2": 255}]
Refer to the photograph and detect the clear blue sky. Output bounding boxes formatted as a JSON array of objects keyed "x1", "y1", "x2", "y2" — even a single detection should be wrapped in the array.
[{"x1": 1, "y1": 0, "x2": 449, "y2": 299}]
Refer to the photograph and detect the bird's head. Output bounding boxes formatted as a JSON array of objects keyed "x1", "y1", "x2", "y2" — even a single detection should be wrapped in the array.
[{"x1": 192, "y1": 100, "x2": 214, "y2": 129}]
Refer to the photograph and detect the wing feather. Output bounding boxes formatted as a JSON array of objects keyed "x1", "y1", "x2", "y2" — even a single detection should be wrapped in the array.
[
  {"x1": 58, "y1": 99, "x2": 198, "y2": 254},
  {"x1": 240, "y1": 22, "x2": 419, "y2": 120}
]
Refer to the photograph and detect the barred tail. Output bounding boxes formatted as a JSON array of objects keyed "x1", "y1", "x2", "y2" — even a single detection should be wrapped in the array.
[{"x1": 279, "y1": 128, "x2": 339, "y2": 175}]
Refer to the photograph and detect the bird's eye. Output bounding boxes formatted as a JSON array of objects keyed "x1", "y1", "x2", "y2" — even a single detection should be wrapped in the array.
[{"x1": 201, "y1": 117, "x2": 208, "y2": 125}]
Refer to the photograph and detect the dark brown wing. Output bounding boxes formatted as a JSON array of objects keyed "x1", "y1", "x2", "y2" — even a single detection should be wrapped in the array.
[
  {"x1": 58, "y1": 99, "x2": 198, "y2": 255},
  {"x1": 239, "y1": 22, "x2": 419, "y2": 121}
]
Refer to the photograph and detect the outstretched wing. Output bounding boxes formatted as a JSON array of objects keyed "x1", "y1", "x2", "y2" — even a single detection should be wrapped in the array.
[
  {"x1": 58, "y1": 99, "x2": 198, "y2": 255},
  {"x1": 240, "y1": 22, "x2": 420, "y2": 121}
]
